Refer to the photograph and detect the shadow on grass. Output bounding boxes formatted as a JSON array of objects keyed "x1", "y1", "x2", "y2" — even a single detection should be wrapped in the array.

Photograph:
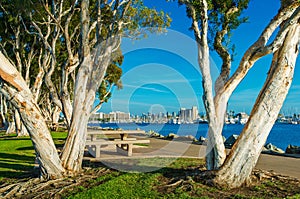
[
  {"x1": 83, "y1": 158, "x2": 203, "y2": 178},
  {"x1": 16, "y1": 146, "x2": 35, "y2": 151},
  {"x1": 0, "y1": 161, "x2": 33, "y2": 173},
  {"x1": 0, "y1": 152, "x2": 35, "y2": 179},
  {"x1": 0, "y1": 171, "x2": 33, "y2": 179},
  {"x1": 0, "y1": 137, "x2": 31, "y2": 141},
  {"x1": 0, "y1": 153, "x2": 34, "y2": 162},
  {"x1": 0, "y1": 135, "x2": 66, "y2": 141}
]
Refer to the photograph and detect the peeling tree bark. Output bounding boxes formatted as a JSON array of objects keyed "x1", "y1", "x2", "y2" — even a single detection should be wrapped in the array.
[
  {"x1": 182, "y1": 0, "x2": 300, "y2": 188},
  {"x1": 213, "y1": 18, "x2": 300, "y2": 188},
  {"x1": 0, "y1": 52, "x2": 65, "y2": 179},
  {"x1": 61, "y1": 38, "x2": 119, "y2": 171},
  {"x1": 184, "y1": 0, "x2": 300, "y2": 172},
  {"x1": 60, "y1": 0, "x2": 122, "y2": 172}
]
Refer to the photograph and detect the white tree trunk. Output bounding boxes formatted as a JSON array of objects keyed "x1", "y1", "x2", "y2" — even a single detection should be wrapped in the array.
[
  {"x1": 0, "y1": 94, "x2": 8, "y2": 129},
  {"x1": 60, "y1": 55, "x2": 94, "y2": 171},
  {"x1": 6, "y1": 121, "x2": 15, "y2": 135},
  {"x1": 205, "y1": 96, "x2": 227, "y2": 170},
  {"x1": 59, "y1": 0, "x2": 122, "y2": 172},
  {"x1": 190, "y1": 0, "x2": 227, "y2": 170},
  {"x1": 61, "y1": 37, "x2": 119, "y2": 171},
  {"x1": 14, "y1": 109, "x2": 29, "y2": 137},
  {"x1": 51, "y1": 106, "x2": 61, "y2": 131},
  {"x1": 213, "y1": 22, "x2": 300, "y2": 188},
  {"x1": 0, "y1": 52, "x2": 65, "y2": 179},
  {"x1": 203, "y1": 1, "x2": 299, "y2": 171}
]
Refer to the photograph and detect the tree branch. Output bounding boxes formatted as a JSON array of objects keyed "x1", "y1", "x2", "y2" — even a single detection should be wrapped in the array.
[
  {"x1": 90, "y1": 84, "x2": 114, "y2": 115},
  {"x1": 217, "y1": 2, "x2": 300, "y2": 102},
  {"x1": 214, "y1": 6, "x2": 239, "y2": 94}
]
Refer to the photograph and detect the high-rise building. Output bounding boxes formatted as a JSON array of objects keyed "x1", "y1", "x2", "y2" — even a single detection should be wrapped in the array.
[
  {"x1": 179, "y1": 106, "x2": 199, "y2": 123},
  {"x1": 192, "y1": 106, "x2": 199, "y2": 121}
]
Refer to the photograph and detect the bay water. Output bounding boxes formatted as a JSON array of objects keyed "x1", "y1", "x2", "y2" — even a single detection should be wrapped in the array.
[{"x1": 89, "y1": 123, "x2": 300, "y2": 151}]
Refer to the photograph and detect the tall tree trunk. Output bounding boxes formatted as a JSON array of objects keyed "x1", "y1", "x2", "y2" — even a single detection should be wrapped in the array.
[
  {"x1": 206, "y1": 96, "x2": 227, "y2": 170},
  {"x1": 60, "y1": 0, "x2": 120, "y2": 172},
  {"x1": 60, "y1": 55, "x2": 94, "y2": 171},
  {"x1": 61, "y1": 36, "x2": 119, "y2": 171},
  {"x1": 0, "y1": 52, "x2": 65, "y2": 179},
  {"x1": 202, "y1": 0, "x2": 299, "y2": 171},
  {"x1": 0, "y1": 94, "x2": 8, "y2": 129},
  {"x1": 191, "y1": 0, "x2": 227, "y2": 170},
  {"x1": 213, "y1": 21, "x2": 300, "y2": 188},
  {"x1": 14, "y1": 108, "x2": 21, "y2": 135}
]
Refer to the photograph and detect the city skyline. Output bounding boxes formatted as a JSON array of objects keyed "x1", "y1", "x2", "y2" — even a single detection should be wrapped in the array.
[
  {"x1": 99, "y1": 0, "x2": 300, "y2": 116},
  {"x1": 90, "y1": 106, "x2": 300, "y2": 125}
]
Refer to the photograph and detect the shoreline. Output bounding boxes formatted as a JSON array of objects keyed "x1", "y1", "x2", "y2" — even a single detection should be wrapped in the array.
[
  {"x1": 88, "y1": 122, "x2": 300, "y2": 151},
  {"x1": 84, "y1": 133, "x2": 300, "y2": 179},
  {"x1": 87, "y1": 125, "x2": 300, "y2": 158}
]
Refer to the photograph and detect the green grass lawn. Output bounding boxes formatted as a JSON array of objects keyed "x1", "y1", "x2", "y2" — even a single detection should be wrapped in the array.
[
  {"x1": 1, "y1": 132, "x2": 300, "y2": 199},
  {"x1": 0, "y1": 131, "x2": 67, "y2": 180},
  {"x1": 69, "y1": 172, "x2": 161, "y2": 199},
  {"x1": 68, "y1": 158, "x2": 205, "y2": 199},
  {"x1": 66, "y1": 157, "x2": 300, "y2": 199}
]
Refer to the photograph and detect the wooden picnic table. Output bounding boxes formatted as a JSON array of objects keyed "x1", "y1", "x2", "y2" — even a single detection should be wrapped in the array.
[{"x1": 86, "y1": 130, "x2": 149, "y2": 158}]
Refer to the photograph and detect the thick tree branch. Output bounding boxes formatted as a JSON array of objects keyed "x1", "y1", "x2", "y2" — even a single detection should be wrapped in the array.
[{"x1": 218, "y1": 2, "x2": 299, "y2": 100}]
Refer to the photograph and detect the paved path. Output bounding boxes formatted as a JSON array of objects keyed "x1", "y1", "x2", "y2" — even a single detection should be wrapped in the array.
[{"x1": 86, "y1": 136, "x2": 300, "y2": 179}]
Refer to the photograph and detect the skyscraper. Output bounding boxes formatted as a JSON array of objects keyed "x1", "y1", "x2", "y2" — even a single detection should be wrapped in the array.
[
  {"x1": 192, "y1": 106, "x2": 198, "y2": 121},
  {"x1": 179, "y1": 106, "x2": 199, "y2": 123}
]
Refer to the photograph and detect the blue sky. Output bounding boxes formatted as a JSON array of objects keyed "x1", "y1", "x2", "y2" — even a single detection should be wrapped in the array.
[{"x1": 100, "y1": 0, "x2": 300, "y2": 115}]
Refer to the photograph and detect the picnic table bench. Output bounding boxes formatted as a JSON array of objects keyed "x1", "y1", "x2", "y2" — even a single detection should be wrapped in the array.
[{"x1": 86, "y1": 130, "x2": 150, "y2": 158}]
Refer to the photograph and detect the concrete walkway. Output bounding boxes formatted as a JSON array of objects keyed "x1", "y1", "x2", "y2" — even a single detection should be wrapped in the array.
[{"x1": 85, "y1": 136, "x2": 300, "y2": 179}]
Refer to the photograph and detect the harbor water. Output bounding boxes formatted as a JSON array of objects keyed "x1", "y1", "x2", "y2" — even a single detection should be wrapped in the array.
[{"x1": 89, "y1": 123, "x2": 300, "y2": 151}]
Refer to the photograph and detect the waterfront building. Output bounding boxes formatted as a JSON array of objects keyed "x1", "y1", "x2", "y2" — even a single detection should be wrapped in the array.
[
  {"x1": 179, "y1": 106, "x2": 199, "y2": 123},
  {"x1": 89, "y1": 111, "x2": 130, "y2": 123},
  {"x1": 89, "y1": 112, "x2": 103, "y2": 122},
  {"x1": 109, "y1": 111, "x2": 130, "y2": 123}
]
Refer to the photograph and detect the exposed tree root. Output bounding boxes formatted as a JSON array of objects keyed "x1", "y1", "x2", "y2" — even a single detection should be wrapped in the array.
[
  {"x1": 163, "y1": 179, "x2": 184, "y2": 188},
  {"x1": 0, "y1": 168, "x2": 112, "y2": 199},
  {"x1": 1, "y1": 166, "x2": 299, "y2": 198},
  {"x1": 252, "y1": 169, "x2": 299, "y2": 182}
]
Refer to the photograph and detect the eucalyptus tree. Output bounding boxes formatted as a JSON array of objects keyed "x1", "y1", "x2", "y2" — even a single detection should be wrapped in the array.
[
  {"x1": 180, "y1": 0, "x2": 300, "y2": 188},
  {"x1": 0, "y1": 1, "x2": 44, "y2": 136},
  {"x1": 179, "y1": 0, "x2": 249, "y2": 170},
  {"x1": 60, "y1": 0, "x2": 170, "y2": 171},
  {"x1": 0, "y1": 0, "x2": 170, "y2": 178},
  {"x1": 0, "y1": 51, "x2": 66, "y2": 179}
]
